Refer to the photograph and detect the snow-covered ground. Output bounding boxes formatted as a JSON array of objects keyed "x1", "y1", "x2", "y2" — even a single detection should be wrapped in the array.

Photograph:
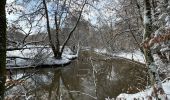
[
  {"x1": 94, "y1": 48, "x2": 145, "y2": 64},
  {"x1": 105, "y1": 79, "x2": 170, "y2": 100},
  {"x1": 114, "y1": 50, "x2": 145, "y2": 63},
  {"x1": 6, "y1": 46, "x2": 78, "y2": 68},
  {"x1": 114, "y1": 79, "x2": 170, "y2": 100}
]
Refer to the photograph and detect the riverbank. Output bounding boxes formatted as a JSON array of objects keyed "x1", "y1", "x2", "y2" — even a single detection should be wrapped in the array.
[
  {"x1": 93, "y1": 48, "x2": 145, "y2": 64},
  {"x1": 7, "y1": 46, "x2": 78, "y2": 69},
  {"x1": 115, "y1": 78, "x2": 170, "y2": 100}
]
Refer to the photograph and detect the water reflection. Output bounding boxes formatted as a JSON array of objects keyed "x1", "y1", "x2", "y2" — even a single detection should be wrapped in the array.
[{"x1": 5, "y1": 51, "x2": 147, "y2": 100}]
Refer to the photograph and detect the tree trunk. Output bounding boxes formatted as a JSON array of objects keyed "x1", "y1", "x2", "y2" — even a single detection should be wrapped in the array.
[
  {"x1": 143, "y1": 0, "x2": 164, "y2": 99},
  {"x1": 54, "y1": 13, "x2": 61, "y2": 59},
  {"x1": 43, "y1": 0, "x2": 59, "y2": 59},
  {"x1": 0, "y1": 0, "x2": 6, "y2": 99},
  {"x1": 60, "y1": 1, "x2": 86, "y2": 55},
  {"x1": 143, "y1": 0, "x2": 154, "y2": 66},
  {"x1": 143, "y1": 0, "x2": 155, "y2": 85}
]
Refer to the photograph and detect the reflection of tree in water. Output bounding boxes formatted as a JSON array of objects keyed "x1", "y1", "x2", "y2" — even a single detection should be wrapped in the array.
[
  {"x1": 88, "y1": 52, "x2": 147, "y2": 99},
  {"x1": 5, "y1": 65, "x2": 91, "y2": 100},
  {"x1": 48, "y1": 68, "x2": 78, "y2": 100},
  {"x1": 5, "y1": 69, "x2": 73, "y2": 100},
  {"x1": 32, "y1": 68, "x2": 77, "y2": 100},
  {"x1": 48, "y1": 69, "x2": 61, "y2": 100},
  {"x1": 61, "y1": 54, "x2": 97, "y2": 100},
  {"x1": 112, "y1": 59, "x2": 147, "y2": 93},
  {"x1": 5, "y1": 51, "x2": 147, "y2": 100}
]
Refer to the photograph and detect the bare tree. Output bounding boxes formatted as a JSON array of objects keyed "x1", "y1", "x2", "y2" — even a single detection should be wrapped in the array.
[{"x1": 43, "y1": 0, "x2": 87, "y2": 59}]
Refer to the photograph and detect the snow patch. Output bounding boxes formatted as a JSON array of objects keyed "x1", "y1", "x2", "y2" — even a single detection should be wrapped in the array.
[
  {"x1": 144, "y1": 13, "x2": 151, "y2": 24},
  {"x1": 44, "y1": 57, "x2": 70, "y2": 65},
  {"x1": 6, "y1": 46, "x2": 77, "y2": 68},
  {"x1": 115, "y1": 80, "x2": 170, "y2": 100},
  {"x1": 114, "y1": 50, "x2": 145, "y2": 63},
  {"x1": 159, "y1": 13, "x2": 167, "y2": 20},
  {"x1": 94, "y1": 48, "x2": 145, "y2": 64},
  {"x1": 94, "y1": 48, "x2": 108, "y2": 54}
]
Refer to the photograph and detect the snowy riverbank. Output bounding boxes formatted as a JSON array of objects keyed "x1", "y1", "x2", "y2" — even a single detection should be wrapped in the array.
[
  {"x1": 93, "y1": 48, "x2": 145, "y2": 64},
  {"x1": 114, "y1": 78, "x2": 170, "y2": 100},
  {"x1": 6, "y1": 46, "x2": 78, "y2": 69}
]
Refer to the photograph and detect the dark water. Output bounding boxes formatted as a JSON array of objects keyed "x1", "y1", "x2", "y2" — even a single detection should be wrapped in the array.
[{"x1": 5, "y1": 51, "x2": 147, "y2": 100}]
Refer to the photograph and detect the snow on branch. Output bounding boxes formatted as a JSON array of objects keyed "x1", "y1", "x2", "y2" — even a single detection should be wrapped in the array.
[
  {"x1": 6, "y1": 46, "x2": 77, "y2": 69},
  {"x1": 141, "y1": 33, "x2": 170, "y2": 49},
  {"x1": 144, "y1": 10, "x2": 151, "y2": 24}
]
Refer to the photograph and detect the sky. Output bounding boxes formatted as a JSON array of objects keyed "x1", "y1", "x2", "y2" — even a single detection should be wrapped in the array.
[{"x1": 6, "y1": 0, "x2": 118, "y2": 34}]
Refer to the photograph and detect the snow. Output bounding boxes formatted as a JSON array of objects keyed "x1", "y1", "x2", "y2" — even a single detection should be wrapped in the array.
[
  {"x1": 6, "y1": 46, "x2": 78, "y2": 68},
  {"x1": 44, "y1": 57, "x2": 70, "y2": 65},
  {"x1": 94, "y1": 48, "x2": 145, "y2": 64},
  {"x1": 159, "y1": 13, "x2": 167, "y2": 20},
  {"x1": 115, "y1": 80, "x2": 170, "y2": 100},
  {"x1": 144, "y1": 13, "x2": 151, "y2": 24},
  {"x1": 94, "y1": 48, "x2": 108, "y2": 54},
  {"x1": 154, "y1": 28, "x2": 162, "y2": 37},
  {"x1": 165, "y1": 16, "x2": 170, "y2": 28},
  {"x1": 62, "y1": 54, "x2": 78, "y2": 60},
  {"x1": 114, "y1": 50, "x2": 145, "y2": 63},
  {"x1": 165, "y1": 16, "x2": 170, "y2": 22},
  {"x1": 160, "y1": 47, "x2": 170, "y2": 52},
  {"x1": 7, "y1": 58, "x2": 32, "y2": 67}
]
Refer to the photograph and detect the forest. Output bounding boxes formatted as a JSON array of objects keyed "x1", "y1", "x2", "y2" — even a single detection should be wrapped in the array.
[{"x1": 0, "y1": 0, "x2": 170, "y2": 100}]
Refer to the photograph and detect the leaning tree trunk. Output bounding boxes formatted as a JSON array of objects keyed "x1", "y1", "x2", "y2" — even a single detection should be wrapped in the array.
[
  {"x1": 60, "y1": 1, "x2": 86, "y2": 56},
  {"x1": 143, "y1": 0, "x2": 164, "y2": 99},
  {"x1": 0, "y1": 0, "x2": 6, "y2": 99}
]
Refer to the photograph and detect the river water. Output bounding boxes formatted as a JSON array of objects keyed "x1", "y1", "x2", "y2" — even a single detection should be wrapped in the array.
[{"x1": 5, "y1": 51, "x2": 147, "y2": 100}]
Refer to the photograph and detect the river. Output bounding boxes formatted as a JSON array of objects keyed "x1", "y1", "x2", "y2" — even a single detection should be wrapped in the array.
[{"x1": 5, "y1": 50, "x2": 147, "y2": 100}]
